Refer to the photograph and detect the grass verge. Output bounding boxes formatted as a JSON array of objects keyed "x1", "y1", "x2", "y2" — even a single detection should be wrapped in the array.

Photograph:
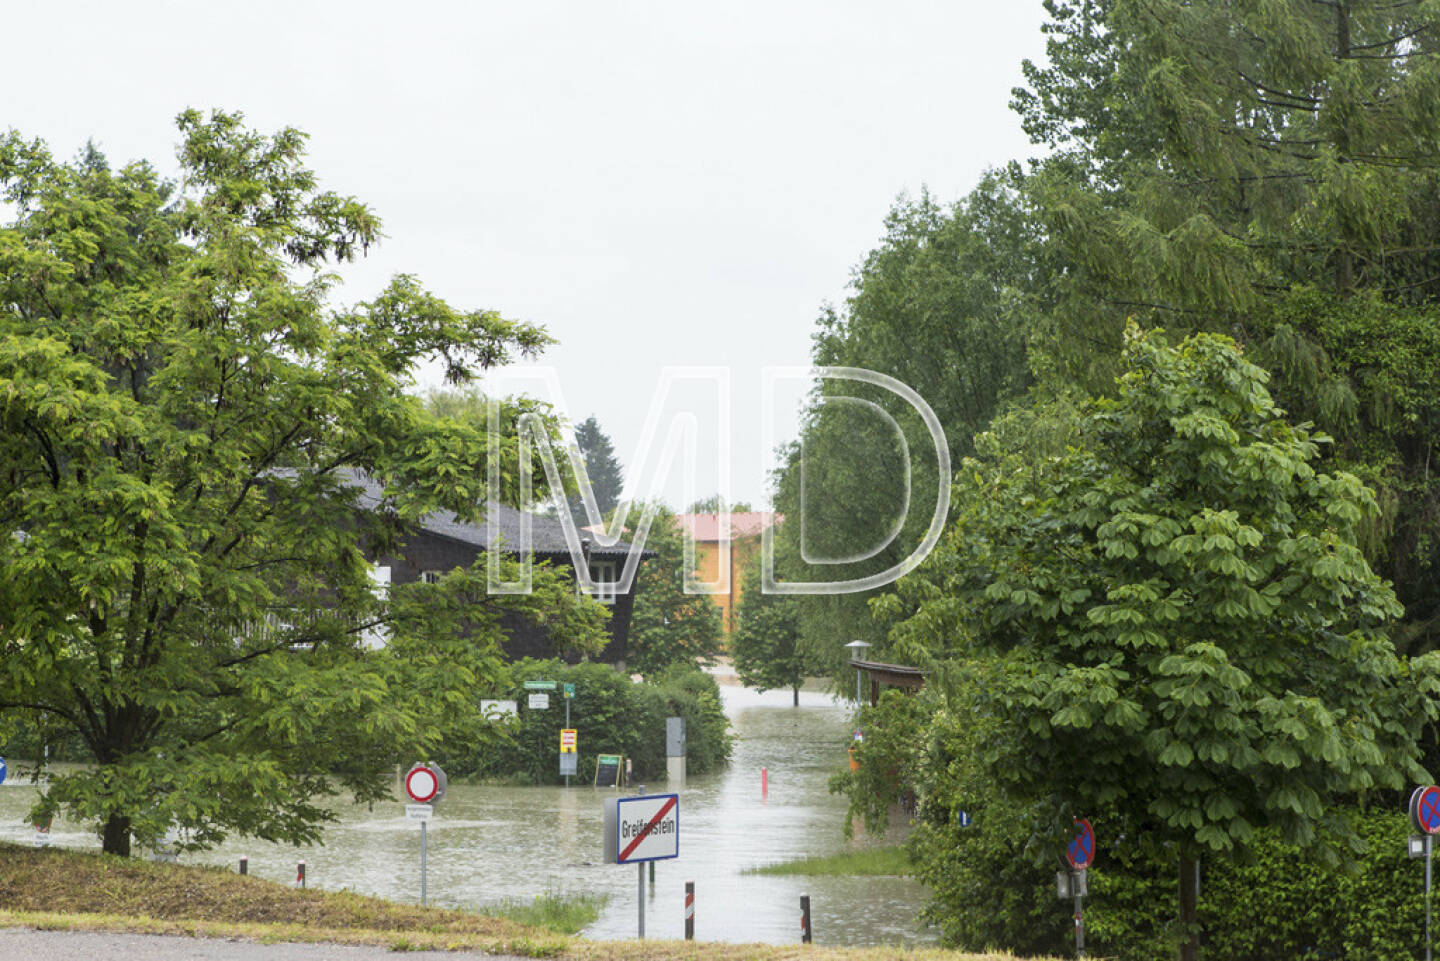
[
  {"x1": 486, "y1": 890, "x2": 608, "y2": 935},
  {"x1": 747, "y1": 845, "x2": 912, "y2": 877},
  {"x1": 0, "y1": 841, "x2": 1041, "y2": 960}
]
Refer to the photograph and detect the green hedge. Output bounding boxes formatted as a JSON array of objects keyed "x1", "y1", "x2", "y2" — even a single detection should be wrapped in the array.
[
  {"x1": 910, "y1": 798, "x2": 1425, "y2": 960},
  {"x1": 1199, "y1": 810, "x2": 1423, "y2": 961},
  {"x1": 838, "y1": 688, "x2": 1427, "y2": 959},
  {"x1": 439, "y1": 659, "x2": 732, "y2": 785}
]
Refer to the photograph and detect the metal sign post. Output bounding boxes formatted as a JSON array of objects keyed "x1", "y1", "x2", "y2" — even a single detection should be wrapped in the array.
[
  {"x1": 407, "y1": 804, "x2": 433, "y2": 903},
  {"x1": 603, "y1": 792, "x2": 680, "y2": 939},
  {"x1": 563, "y1": 683, "x2": 573, "y2": 786},
  {"x1": 637, "y1": 861, "x2": 645, "y2": 938},
  {"x1": 405, "y1": 762, "x2": 445, "y2": 908},
  {"x1": 1410, "y1": 786, "x2": 1440, "y2": 960},
  {"x1": 1063, "y1": 818, "x2": 1096, "y2": 959},
  {"x1": 560, "y1": 729, "x2": 578, "y2": 782}
]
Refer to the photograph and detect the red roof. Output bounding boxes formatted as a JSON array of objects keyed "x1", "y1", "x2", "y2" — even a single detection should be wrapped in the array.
[{"x1": 673, "y1": 512, "x2": 783, "y2": 541}]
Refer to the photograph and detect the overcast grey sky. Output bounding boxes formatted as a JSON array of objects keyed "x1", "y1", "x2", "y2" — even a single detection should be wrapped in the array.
[{"x1": 5, "y1": 1, "x2": 1047, "y2": 508}]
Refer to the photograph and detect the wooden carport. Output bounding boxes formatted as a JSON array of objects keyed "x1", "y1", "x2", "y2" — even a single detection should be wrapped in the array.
[{"x1": 847, "y1": 658, "x2": 926, "y2": 706}]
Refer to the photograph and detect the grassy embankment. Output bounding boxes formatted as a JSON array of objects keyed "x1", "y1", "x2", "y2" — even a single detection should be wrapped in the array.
[
  {"x1": 489, "y1": 890, "x2": 609, "y2": 935},
  {"x1": 748, "y1": 846, "x2": 911, "y2": 877},
  {"x1": 0, "y1": 842, "x2": 1042, "y2": 960}
]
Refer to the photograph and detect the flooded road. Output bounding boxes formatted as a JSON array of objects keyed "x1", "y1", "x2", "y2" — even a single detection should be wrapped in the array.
[{"x1": 0, "y1": 684, "x2": 934, "y2": 947}]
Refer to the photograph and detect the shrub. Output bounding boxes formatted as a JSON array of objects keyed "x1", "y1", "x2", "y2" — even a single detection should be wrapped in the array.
[
  {"x1": 1200, "y1": 809, "x2": 1423, "y2": 961},
  {"x1": 835, "y1": 685, "x2": 1424, "y2": 959},
  {"x1": 907, "y1": 796, "x2": 1424, "y2": 961},
  {"x1": 439, "y1": 659, "x2": 731, "y2": 784}
]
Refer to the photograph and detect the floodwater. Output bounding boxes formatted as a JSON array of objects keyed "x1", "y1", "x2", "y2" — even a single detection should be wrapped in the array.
[{"x1": 0, "y1": 684, "x2": 935, "y2": 947}]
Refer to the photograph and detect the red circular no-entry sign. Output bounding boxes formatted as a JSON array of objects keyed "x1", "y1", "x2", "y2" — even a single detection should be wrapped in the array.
[{"x1": 405, "y1": 764, "x2": 440, "y2": 804}]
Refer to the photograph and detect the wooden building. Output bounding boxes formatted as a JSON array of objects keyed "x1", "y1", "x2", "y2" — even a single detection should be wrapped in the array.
[
  {"x1": 848, "y1": 658, "x2": 926, "y2": 706},
  {"x1": 350, "y1": 475, "x2": 650, "y2": 668}
]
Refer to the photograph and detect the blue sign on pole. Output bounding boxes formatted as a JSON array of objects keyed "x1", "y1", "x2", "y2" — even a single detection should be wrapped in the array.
[
  {"x1": 956, "y1": 809, "x2": 972, "y2": 828},
  {"x1": 0, "y1": 757, "x2": 6, "y2": 785},
  {"x1": 1066, "y1": 818, "x2": 1096, "y2": 870},
  {"x1": 1411, "y1": 785, "x2": 1440, "y2": 835}
]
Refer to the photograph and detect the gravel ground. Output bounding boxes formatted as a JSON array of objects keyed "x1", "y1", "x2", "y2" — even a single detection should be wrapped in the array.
[{"x1": 0, "y1": 928, "x2": 532, "y2": 961}]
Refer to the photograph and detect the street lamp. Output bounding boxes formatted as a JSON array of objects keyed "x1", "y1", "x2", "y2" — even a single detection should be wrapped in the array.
[{"x1": 844, "y1": 640, "x2": 872, "y2": 705}]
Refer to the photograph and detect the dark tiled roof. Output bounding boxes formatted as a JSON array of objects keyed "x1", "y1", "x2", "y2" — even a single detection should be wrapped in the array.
[{"x1": 345, "y1": 472, "x2": 642, "y2": 558}]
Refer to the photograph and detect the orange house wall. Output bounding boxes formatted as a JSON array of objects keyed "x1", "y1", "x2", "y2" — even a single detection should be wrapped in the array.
[{"x1": 691, "y1": 535, "x2": 762, "y2": 638}]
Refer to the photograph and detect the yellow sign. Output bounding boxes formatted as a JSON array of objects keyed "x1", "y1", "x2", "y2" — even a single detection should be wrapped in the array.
[{"x1": 560, "y1": 728, "x2": 578, "y2": 754}]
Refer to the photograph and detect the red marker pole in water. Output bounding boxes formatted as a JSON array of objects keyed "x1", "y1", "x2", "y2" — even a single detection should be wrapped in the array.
[
  {"x1": 684, "y1": 881, "x2": 695, "y2": 940},
  {"x1": 761, "y1": 767, "x2": 768, "y2": 799}
]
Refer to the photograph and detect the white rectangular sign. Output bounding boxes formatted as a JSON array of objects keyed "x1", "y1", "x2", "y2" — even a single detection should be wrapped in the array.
[
  {"x1": 405, "y1": 804, "x2": 433, "y2": 821},
  {"x1": 528, "y1": 693, "x2": 550, "y2": 710},
  {"x1": 610, "y1": 793, "x2": 679, "y2": 864},
  {"x1": 480, "y1": 699, "x2": 518, "y2": 718}
]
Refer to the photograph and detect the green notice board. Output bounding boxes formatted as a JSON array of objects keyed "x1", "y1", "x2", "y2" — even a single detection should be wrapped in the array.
[{"x1": 594, "y1": 754, "x2": 623, "y2": 789}]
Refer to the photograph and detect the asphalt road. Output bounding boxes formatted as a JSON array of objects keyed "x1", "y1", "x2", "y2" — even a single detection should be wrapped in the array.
[{"x1": 0, "y1": 929, "x2": 533, "y2": 960}]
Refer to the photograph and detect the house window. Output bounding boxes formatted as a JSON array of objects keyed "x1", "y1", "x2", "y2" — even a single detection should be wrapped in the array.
[
  {"x1": 420, "y1": 570, "x2": 444, "y2": 584},
  {"x1": 585, "y1": 559, "x2": 618, "y2": 605},
  {"x1": 362, "y1": 565, "x2": 391, "y2": 649}
]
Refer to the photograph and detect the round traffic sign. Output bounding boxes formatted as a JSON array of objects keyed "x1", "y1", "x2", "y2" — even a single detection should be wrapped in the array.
[
  {"x1": 1066, "y1": 818, "x2": 1096, "y2": 870},
  {"x1": 405, "y1": 764, "x2": 440, "y2": 804},
  {"x1": 1410, "y1": 785, "x2": 1440, "y2": 835}
]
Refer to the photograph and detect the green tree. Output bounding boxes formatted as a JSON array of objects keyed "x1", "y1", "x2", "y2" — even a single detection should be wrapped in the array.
[
  {"x1": 441, "y1": 659, "x2": 731, "y2": 785},
  {"x1": 622, "y1": 502, "x2": 723, "y2": 675},
  {"x1": 1016, "y1": 0, "x2": 1440, "y2": 651},
  {"x1": 685, "y1": 495, "x2": 753, "y2": 514},
  {"x1": 883, "y1": 328, "x2": 1440, "y2": 960},
  {"x1": 731, "y1": 554, "x2": 813, "y2": 705},
  {"x1": 572, "y1": 415, "x2": 624, "y2": 517},
  {"x1": 771, "y1": 175, "x2": 1041, "y2": 683},
  {"x1": 0, "y1": 112, "x2": 608, "y2": 856}
]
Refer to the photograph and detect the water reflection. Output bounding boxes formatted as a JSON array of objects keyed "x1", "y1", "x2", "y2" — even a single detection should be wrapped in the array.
[{"x1": 0, "y1": 685, "x2": 934, "y2": 947}]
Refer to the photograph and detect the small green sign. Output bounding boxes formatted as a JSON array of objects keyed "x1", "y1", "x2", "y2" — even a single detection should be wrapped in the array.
[
  {"x1": 594, "y1": 753, "x2": 623, "y2": 788},
  {"x1": 523, "y1": 680, "x2": 558, "y2": 691},
  {"x1": 563, "y1": 683, "x2": 575, "y2": 698}
]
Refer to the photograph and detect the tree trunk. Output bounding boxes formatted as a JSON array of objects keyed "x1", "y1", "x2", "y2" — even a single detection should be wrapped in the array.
[
  {"x1": 1179, "y1": 851, "x2": 1200, "y2": 961},
  {"x1": 102, "y1": 813, "x2": 132, "y2": 857},
  {"x1": 792, "y1": 685, "x2": 800, "y2": 707}
]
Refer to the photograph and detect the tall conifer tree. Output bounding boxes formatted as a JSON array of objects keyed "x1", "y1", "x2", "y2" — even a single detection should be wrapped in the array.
[{"x1": 572, "y1": 415, "x2": 623, "y2": 518}]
